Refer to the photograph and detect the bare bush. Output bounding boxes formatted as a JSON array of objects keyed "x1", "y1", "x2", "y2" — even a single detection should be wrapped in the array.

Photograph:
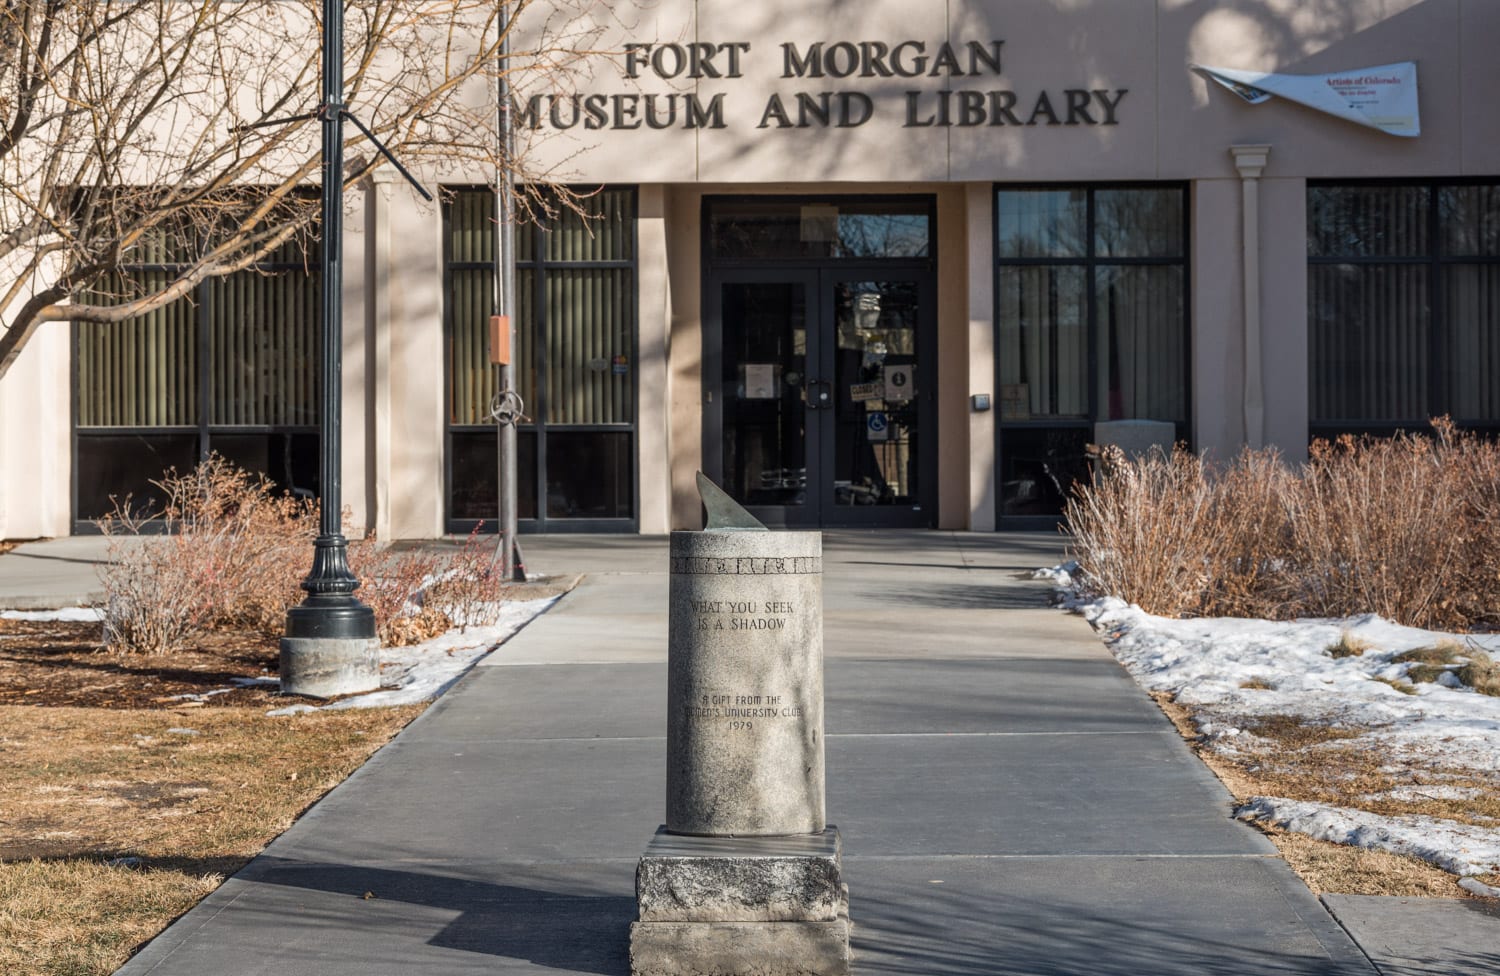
[
  {"x1": 1063, "y1": 445, "x2": 1216, "y2": 617},
  {"x1": 1064, "y1": 421, "x2": 1500, "y2": 629},
  {"x1": 1285, "y1": 432, "x2": 1470, "y2": 629},
  {"x1": 153, "y1": 458, "x2": 313, "y2": 636},
  {"x1": 347, "y1": 541, "x2": 451, "y2": 647},
  {"x1": 1199, "y1": 448, "x2": 1298, "y2": 619},
  {"x1": 97, "y1": 456, "x2": 314, "y2": 652},
  {"x1": 96, "y1": 457, "x2": 521, "y2": 652},
  {"x1": 426, "y1": 525, "x2": 507, "y2": 631},
  {"x1": 99, "y1": 534, "x2": 217, "y2": 655}
]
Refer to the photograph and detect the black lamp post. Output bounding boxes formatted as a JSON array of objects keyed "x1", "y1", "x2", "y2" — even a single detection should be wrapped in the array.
[{"x1": 284, "y1": 0, "x2": 375, "y2": 645}]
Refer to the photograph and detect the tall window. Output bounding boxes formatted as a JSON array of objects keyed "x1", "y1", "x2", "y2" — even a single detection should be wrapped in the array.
[
  {"x1": 74, "y1": 234, "x2": 319, "y2": 523},
  {"x1": 445, "y1": 187, "x2": 638, "y2": 531},
  {"x1": 994, "y1": 185, "x2": 1189, "y2": 520},
  {"x1": 1309, "y1": 181, "x2": 1500, "y2": 437}
]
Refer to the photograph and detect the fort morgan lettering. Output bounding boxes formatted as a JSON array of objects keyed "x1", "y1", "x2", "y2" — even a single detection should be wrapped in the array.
[{"x1": 517, "y1": 37, "x2": 1127, "y2": 132}]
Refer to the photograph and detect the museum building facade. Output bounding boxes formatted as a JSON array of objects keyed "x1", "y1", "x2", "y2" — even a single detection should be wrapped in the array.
[{"x1": 1, "y1": 0, "x2": 1496, "y2": 539}]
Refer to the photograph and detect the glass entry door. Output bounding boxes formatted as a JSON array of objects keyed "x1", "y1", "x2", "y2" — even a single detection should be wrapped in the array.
[
  {"x1": 716, "y1": 273, "x2": 818, "y2": 521},
  {"x1": 707, "y1": 269, "x2": 934, "y2": 527}
]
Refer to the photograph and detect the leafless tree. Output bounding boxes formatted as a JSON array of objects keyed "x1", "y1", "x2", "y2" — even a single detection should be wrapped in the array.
[{"x1": 0, "y1": 0, "x2": 613, "y2": 380}]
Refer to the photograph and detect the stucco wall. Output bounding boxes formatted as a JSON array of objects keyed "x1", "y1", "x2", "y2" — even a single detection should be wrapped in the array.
[
  {"x1": 514, "y1": 0, "x2": 1492, "y2": 186},
  {"x1": 0, "y1": 325, "x2": 70, "y2": 539}
]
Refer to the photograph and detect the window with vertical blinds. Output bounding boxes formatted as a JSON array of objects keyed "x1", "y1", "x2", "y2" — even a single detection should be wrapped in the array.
[
  {"x1": 445, "y1": 187, "x2": 637, "y2": 530},
  {"x1": 74, "y1": 233, "x2": 319, "y2": 522},
  {"x1": 994, "y1": 185, "x2": 1188, "y2": 520},
  {"x1": 1309, "y1": 181, "x2": 1500, "y2": 435}
]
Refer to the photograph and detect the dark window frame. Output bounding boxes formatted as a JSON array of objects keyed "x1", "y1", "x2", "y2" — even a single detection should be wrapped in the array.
[
  {"x1": 703, "y1": 194, "x2": 938, "y2": 267},
  {"x1": 443, "y1": 185, "x2": 640, "y2": 535},
  {"x1": 1307, "y1": 177, "x2": 1500, "y2": 442},
  {"x1": 71, "y1": 242, "x2": 320, "y2": 532},
  {"x1": 992, "y1": 182, "x2": 1193, "y2": 529}
]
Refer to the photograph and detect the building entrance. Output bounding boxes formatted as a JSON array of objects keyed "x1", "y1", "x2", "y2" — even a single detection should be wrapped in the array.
[{"x1": 704, "y1": 261, "x2": 936, "y2": 528}]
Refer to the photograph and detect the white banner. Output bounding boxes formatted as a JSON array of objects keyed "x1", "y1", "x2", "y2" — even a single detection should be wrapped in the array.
[{"x1": 1192, "y1": 61, "x2": 1419, "y2": 137}]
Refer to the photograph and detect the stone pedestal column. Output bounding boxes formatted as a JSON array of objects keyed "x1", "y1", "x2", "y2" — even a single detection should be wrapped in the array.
[
  {"x1": 631, "y1": 522, "x2": 850, "y2": 976},
  {"x1": 667, "y1": 530, "x2": 824, "y2": 836}
]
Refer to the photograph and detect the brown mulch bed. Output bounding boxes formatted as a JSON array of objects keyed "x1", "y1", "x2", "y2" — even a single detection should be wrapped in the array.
[
  {"x1": 0, "y1": 572, "x2": 577, "y2": 709},
  {"x1": 0, "y1": 619, "x2": 294, "y2": 710}
]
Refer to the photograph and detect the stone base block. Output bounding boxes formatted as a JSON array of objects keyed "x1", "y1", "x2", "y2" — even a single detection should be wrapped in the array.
[
  {"x1": 631, "y1": 827, "x2": 851, "y2": 975},
  {"x1": 279, "y1": 637, "x2": 380, "y2": 698},
  {"x1": 629, "y1": 917, "x2": 851, "y2": 976},
  {"x1": 637, "y1": 827, "x2": 844, "y2": 922}
]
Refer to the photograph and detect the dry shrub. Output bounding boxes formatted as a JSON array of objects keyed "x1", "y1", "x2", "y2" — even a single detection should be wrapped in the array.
[
  {"x1": 1198, "y1": 448, "x2": 1297, "y2": 618},
  {"x1": 1062, "y1": 445, "x2": 1215, "y2": 617},
  {"x1": 96, "y1": 457, "x2": 515, "y2": 654},
  {"x1": 1434, "y1": 418, "x2": 1500, "y2": 629},
  {"x1": 1287, "y1": 430, "x2": 1470, "y2": 629},
  {"x1": 347, "y1": 541, "x2": 451, "y2": 647},
  {"x1": 99, "y1": 535, "x2": 218, "y2": 656},
  {"x1": 425, "y1": 525, "x2": 507, "y2": 631},
  {"x1": 98, "y1": 457, "x2": 315, "y2": 653},
  {"x1": 1065, "y1": 420, "x2": 1500, "y2": 628}
]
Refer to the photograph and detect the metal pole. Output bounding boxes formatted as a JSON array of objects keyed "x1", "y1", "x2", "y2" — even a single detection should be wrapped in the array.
[
  {"x1": 496, "y1": 5, "x2": 521, "y2": 580},
  {"x1": 285, "y1": 0, "x2": 375, "y2": 641}
]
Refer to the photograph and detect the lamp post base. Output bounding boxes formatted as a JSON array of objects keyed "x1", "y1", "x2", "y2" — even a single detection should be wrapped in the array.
[
  {"x1": 279, "y1": 635, "x2": 380, "y2": 698},
  {"x1": 281, "y1": 533, "x2": 378, "y2": 696}
]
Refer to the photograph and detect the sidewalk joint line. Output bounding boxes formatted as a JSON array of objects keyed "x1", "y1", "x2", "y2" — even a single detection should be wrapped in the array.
[
  {"x1": 827, "y1": 730, "x2": 1172, "y2": 738},
  {"x1": 842, "y1": 853, "x2": 1282, "y2": 861}
]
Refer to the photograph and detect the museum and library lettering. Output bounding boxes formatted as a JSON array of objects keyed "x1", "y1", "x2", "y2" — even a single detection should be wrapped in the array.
[{"x1": 518, "y1": 36, "x2": 1127, "y2": 132}]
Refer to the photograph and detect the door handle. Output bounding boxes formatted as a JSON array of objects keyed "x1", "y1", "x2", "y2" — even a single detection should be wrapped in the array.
[{"x1": 807, "y1": 379, "x2": 832, "y2": 409}]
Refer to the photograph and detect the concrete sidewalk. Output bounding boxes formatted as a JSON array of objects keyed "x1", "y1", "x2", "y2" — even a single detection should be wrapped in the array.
[
  {"x1": 0, "y1": 535, "x2": 117, "y2": 609},
  {"x1": 4, "y1": 532, "x2": 1496, "y2": 974}
]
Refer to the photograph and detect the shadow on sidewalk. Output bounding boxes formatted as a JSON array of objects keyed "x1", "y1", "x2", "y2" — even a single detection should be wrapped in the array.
[
  {"x1": 853, "y1": 889, "x2": 1380, "y2": 976},
  {"x1": 875, "y1": 582, "x2": 1052, "y2": 610},
  {"x1": 243, "y1": 857, "x2": 634, "y2": 974}
]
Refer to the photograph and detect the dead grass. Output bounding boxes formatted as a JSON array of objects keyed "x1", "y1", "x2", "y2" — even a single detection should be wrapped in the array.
[
  {"x1": 1393, "y1": 641, "x2": 1469, "y2": 666},
  {"x1": 1264, "y1": 828, "x2": 1467, "y2": 898},
  {"x1": 1147, "y1": 693, "x2": 1495, "y2": 899},
  {"x1": 1457, "y1": 656, "x2": 1500, "y2": 697},
  {"x1": 0, "y1": 859, "x2": 223, "y2": 976},
  {"x1": 0, "y1": 695, "x2": 421, "y2": 976},
  {"x1": 1387, "y1": 642, "x2": 1500, "y2": 696},
  {"x1": 1326, "y1": 631, "x2": 1374, "y2": 659}
]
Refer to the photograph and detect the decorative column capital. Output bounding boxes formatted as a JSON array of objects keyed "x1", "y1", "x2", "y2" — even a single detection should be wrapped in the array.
[{"x1": 1231, "y1": 144, "x2": 1272, "y2": 179}]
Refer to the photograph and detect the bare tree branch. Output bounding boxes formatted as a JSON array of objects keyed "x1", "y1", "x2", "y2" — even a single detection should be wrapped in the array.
[{"x1": 0, "y1": 0, "x2": 616, "y2": 381}]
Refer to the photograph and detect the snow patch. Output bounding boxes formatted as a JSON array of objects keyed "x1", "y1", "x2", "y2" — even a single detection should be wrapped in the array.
[
  {"x1": 1, "y1": 607, "x2": 104, "y2": 622},
  {"x1": 266, "y1": 596, "x2": 557, "y2": 716},
  {"x1": 1052, "y1": 578, "x2": 1500, "y2": 886},
  {"x1": 1237, "y1": 796, "x2": 1500, "y2": 877}
]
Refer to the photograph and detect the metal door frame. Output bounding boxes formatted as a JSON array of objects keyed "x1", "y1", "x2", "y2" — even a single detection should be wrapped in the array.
[{"x1": 702, "y1": 265, "x2": 937, "y2": 529}]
